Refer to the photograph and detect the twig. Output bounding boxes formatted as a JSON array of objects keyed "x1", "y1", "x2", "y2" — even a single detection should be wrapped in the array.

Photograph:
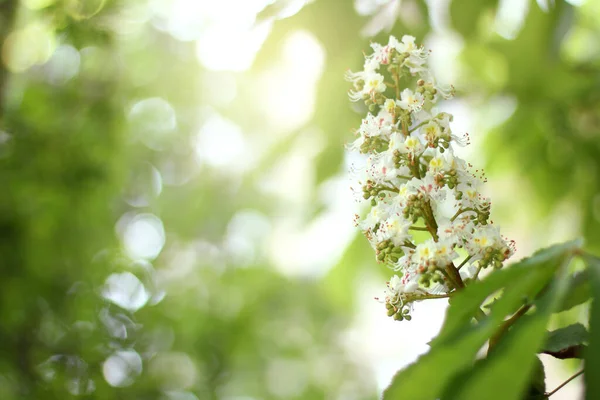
[
  {"x1": 488, "y1": 304, "x2": 532, "y2": 352},
  {"x1": 545, "y1": 369, "x2": 584, "y2": 397}
]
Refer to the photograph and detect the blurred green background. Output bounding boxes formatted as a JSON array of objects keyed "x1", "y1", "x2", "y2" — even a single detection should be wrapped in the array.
[{"x1": 0, "y1": 0, "x2": 598, "y2": 398}]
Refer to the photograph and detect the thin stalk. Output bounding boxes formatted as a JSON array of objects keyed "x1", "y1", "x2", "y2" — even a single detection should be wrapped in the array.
[
  {"x1": 380, "y1": 184, "x2": 399, "y2": 193},
  {"x1": 488, "y1": 253, "x2": 575, "y2": 353},
  {"x1": 545, "y1": 369, "x2": 584, "y2": 397},
  {"x1": 415, "y1": 292, "x2": 452, "y2": 300},
  {"x1": 401, "y1": 119, "x2": 409, "y2": 137},
  {"x1": 457, "y1": 255, "x2": 472, "y2": 271},
  {"x1": 408, "y1": 119, "x2": 430, "y2": 134},
  {"x1": 472, "y1": 264, "x2": 483, "y2": 280},
  {"x1": 488, "y1": 304, "x2": 532, "y2": 352},
  {"x1": 393, "y1": 71, "x2": 401, "y2": 100},
  {"x1": 437, "y1": 267, "x2": 453, "y2": 286},
  {"x1": 450, "y1": 207, "x2": 474, "y2": 222},
  {"x1": 408, "y1": 161, "x2": 420, "y2": 179}
]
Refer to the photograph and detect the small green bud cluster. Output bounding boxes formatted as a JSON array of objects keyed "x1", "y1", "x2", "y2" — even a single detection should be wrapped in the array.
[
  {"x1": 375, "y1": 239, "x2": 405, "y2": 264},
  {"x1": 478, "y1": 245, "x2": 513, "y2": 269},
  {"x1": 402, "y1": 193, "x2": 430, "y2": 224},
  {"x1": 359, "y1": 136, "x2": 389, "y2": 154},
  {"x1": 362, "y1": 180, "x2": 394, "y2": 205},
  {"x1": 386, "y1": 301, "x2": 412, "y2": 321}
]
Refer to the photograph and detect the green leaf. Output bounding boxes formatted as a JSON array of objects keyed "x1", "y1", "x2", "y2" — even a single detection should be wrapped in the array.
[
  {"x1": 555, "y1": 270, "x2": 591, "y2": 313},
  {"x1": 383, "y1": 241, "x2": 581, "y2": 400},
  {"x1": 433, "y1": 265, "x2": 547, "y2": 347},
  {"x1": 525, "y1": 356, "x2": 547, "y2": 400},
  {"x1": 515, "y1": 239, "x2": 583, "y2": 266},
  {"x1": 585, "y1": 254, "x2": 600, "y2": 399},
  {"x1": 383, "y1": 268, "x2": 542, "y2": 400},
  {"x1": 383, "y1": 240, "x2": 581, "y2": 400},
  {"x1": 443, "y1": 252, "x2": 573, "y2": 400},
  {"x1": 542, "y1": 323, "x2": 588, "y2": 353},
  {"x1": 435, "y1": 239, "x2": 582, "y2": 347}
]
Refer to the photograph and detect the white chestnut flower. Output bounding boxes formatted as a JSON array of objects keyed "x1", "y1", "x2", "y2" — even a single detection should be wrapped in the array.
[{"x1": 347, "y1": 35, "x2": 513, "y2": 321}]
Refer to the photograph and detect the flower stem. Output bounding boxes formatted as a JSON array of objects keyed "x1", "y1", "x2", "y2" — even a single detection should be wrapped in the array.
[
  {"x1": 380, "y1": 184, "x2": 399, "y2": 193},
  {"x1": 422, "y1": 201, "x2": 439, "y2": 241},
  {"x1": 450, "y1": 207, "x2": 474, "y2": 222},
  {"x1": 408, "y1": 119, "x2": 429, "y2": 134},
  {"x1": 393, "y1": 71, "x2": 401, "y2": 100},
  {"x1": 472, "y1": 264, "x2": 483, "y2": 280},
  {"x1": 402, "y1": 119, "x2": 409, "y2": 137},
  {"x1": 415, "y1": 292, "x2": 452, "y2": 300},
  {"x1": 457, "y1": 255, "x2": 472, "y2": 271},
  {"x1": 444, "y1": 263, "x2": 464, "y2": 290},
  {"x1": 403, "y1": 240, "x2": 416, "y2": 249}
]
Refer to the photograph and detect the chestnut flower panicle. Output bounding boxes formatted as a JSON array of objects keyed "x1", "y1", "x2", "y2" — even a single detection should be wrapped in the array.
[{"x1": 347, "y1": 35, "x2": 515, "y2": 321}]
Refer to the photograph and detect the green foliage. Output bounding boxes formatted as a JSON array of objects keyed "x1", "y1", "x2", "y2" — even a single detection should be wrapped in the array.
[
  {"x1": 2, "y1": 0, "x2": 600, "y2": 398},
  {"x1": 585, "y1": 254, "x2": 600, "y2": 399},
  {"x1": 527, "y1": 357, "x2": 547, "y2": 400},
  {"x1": 450, "y1": 0, "x2": 498, "y2": 38},
  {"x1": 555, "y1": 270, "x2": 591, "y2": 313},
  {"x1": 542, "y1": 323, "x2": 588, "y2": 354},
  {"x1": 384, "y1": 241, "x2": 581, "y2": 400},
  {"x1": 449, "y1": 0, "x2": 600, "y2": 253},
  {"x1": 0, "y1": 1, "x2": 381, "y2": 399},
  {"x1": 443, "y1": 255, "x2": 571, "y2": 400}
]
